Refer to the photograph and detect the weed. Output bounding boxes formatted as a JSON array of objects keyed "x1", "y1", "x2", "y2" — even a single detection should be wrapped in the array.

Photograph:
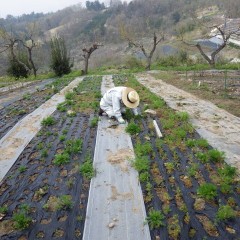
[
  {"x1": 187, "y1": 163, "x2": 199, "y2": 177},
  {"x1": 196, "y1": 152, "x2": 208, "y2": 163},
  {"x1": 18, "y1": 165, "x2": 27, "y2": 173},
  {"x1": 195, "y1": 138, "x2": 209, "y2": 148},
  {"x1": 13, "y1": 204, "x2": 31, "y2": 230},
  {"x1": 216, "y1": 205, "x2": 236, "y2": 221},
  {"x1": 22, "y1": 93, "x2": 31, "y2": 100},
  {"x1": 135, "y1": 142, "x2": 153, "y2": 157},
  {"x1": 59, "y1": 135, "x2": 66, "y2": 142},
  {"x1": 133, "y1": 156, "x2": 150, "y2": 173},
  {"x1": 197, "y1": 183, "x2": 217, "y2": 200},
  {"x1": 208, "y1": 149, "x2": 225, "y2": 162},
  {"x1": 164, "y1": 162, "x2": 175, "y2": 174},
  {"x1": 65, "y1": 139, "x2": 83, "y2": 154},
  {"x1": 65, "y1": 92, "x2": 75, "y2": 100},
  {"x1": 0, "y1": 205, "x2": 7, "y2": 214},
  {"x1": 57, "y1": 195, "x2": 73, "y2": 210},
  {"x1": 125, "y1": 121, "x2": 141, "y2": 135},
  {"x1": 13, "y1": 212, "x2": 32, "y2": 230},
  {"x1": 146, "y1": 209, "x2": 165, "y2": 229},
  {"x1": 186, "y1": 139, "x2": 195, "y2": 148},
  {"x1": 139, "y1": 172, "x2": 150, "y2": 183},
  {"x1": 172, "y1": 128, "x2": 187, "y2": 140},
  {"x1": 41, "y1": 116, "x2": 55, "y2": 126},
  {"x1": 53, "y1": 153, "x2": 70, "y2": 166},
  {"x1": 41, "y1": 149, "x2": 48, "y2": 158},
  {"x1": 162, "y1": 118, "x2": 175, "y2": 130},
  {"x1": 80, "y1": 154, "x2": 94, "y2": 180},
  {"x1": 57, "y1": 102, "x2": 67, "y2": 112},
  {"x1": 177, "y1": 111, "x2": 189, "y2": 121},
  {"x1": 90, "y1": 117, "x2": 98, "y2": 128}
]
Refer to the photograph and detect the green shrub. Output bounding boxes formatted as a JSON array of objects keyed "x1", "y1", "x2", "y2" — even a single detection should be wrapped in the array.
[
  {"x1": 216, "y1": 205, "x2": 236, "y2": 221},
  {"x1": 135, "y1": 142, "x2": 153, "y2": 157},
  {"x1": 133, "y1": 156, "x2": 150, "y2": 173},
  {"x1": 208, "y1": 149, "x2": 225, "y2": 162},
  {"x1": 53, "y1": 153, "x2": 70, "y2": 165},
  {"x1": 57, "y1": 195, "x2": 73, "y2": 210},
  {"x1": 65, "y1": 139, "x2": 83, "y2": 154},
  {"x1": 41, "y1": 116, "x2": 55, "y2": 126},
  {"x1": 146, "y1": 209, "x2": 165, "y2": 229},
  {"x1": 80, "y1": 155, "x2": 94, "y2": 179},
  {"x1": 197, "y1": 183, "x2": 217, "y2": 200},
  {"x1": 125, "y1": 122, "x2": 141, "y2": 135}
]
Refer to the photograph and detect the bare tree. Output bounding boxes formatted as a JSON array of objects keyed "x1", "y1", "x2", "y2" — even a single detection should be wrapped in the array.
[
  {"x1": 0, "y1": 28, "x2": 30, "y2": 73},
  {"x1": 81, "y1": 43, "x2": 102, "y2": 75},
  {"x1": 19, "y1": 24, "x2": 40, "y2": 77},
  {"x1": 126, "y1": 32, "x2": 164, "y2": 70},
  {"x1": 179, "y1": 18, "x2": 240, "y2": 68}
]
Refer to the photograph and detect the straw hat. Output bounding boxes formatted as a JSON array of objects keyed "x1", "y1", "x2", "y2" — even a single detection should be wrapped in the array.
[{"x1": 122, "y1": 87, "x2": 140, "y2": 108}]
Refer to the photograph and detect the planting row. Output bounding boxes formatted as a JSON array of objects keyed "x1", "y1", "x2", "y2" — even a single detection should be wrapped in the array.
[
  {"x1": 0, "y1": 76, "x2": 102, "y2": 239},
  {"x1": 114, "y1": 74, "x2": 240, "y2": 240},
  {"x1": 0, "y1": 76, "x2": 74, "y2": 139}
]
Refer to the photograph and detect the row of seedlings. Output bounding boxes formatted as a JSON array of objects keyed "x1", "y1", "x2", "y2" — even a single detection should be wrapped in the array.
[
  {"x1": 0, "y1": 76, "x2": 102, "y2": 239},
  {"x1": 0, "y1": 75, "x2": 75, "y2": 139},
  {"x1": 113, "y1": 74, "x2": 240, "y2": 240}
]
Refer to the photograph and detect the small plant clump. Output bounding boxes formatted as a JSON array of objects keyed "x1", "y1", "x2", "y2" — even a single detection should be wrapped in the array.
[
  {"x1": 65, "y1": 139, "x2": 83, "y2": 154},
  {"x1": 80, "y1": 155, "x2": 94, "y2": 180},
  {"x1": 41, "y1": 116, "x2": 55, "y2": 126},
  {"x1": 146, "y1": 209, "x2": 165, "y2": 229},
  {"x1": 216, "y1": 205, "x2": 236, "y2": 221},
  {"x1": 197, "y1": 183, "x2": 217, "y2": 201},
  {"x1": 53, "y1": 153, "x2": 70, "y2": 166},
  {"x1": 57, "y1": 195, "x2": 73, "y2": 210},
  {"x1": 125, "y1": 121, "x2": 141, "y2": 135},
  {"x1": 18, "y1": 165, "x2": 27, "y2": 173},
  {"x1": 12, "y1": 204, "x2": 32, "y2": 230},
  {"x1": 90, "y1": 117, "x2": 98, "y2": 128}
]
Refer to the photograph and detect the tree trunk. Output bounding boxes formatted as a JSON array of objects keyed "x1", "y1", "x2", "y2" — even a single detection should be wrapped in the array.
[
  {"x1": 27, "y1": 48, "x2": 37, "y2": 77},
  {"x1": 145, "y1": 57, "x2": 151, "y2": 71},
  {"x1": 84, "y1": 57, "x2": 89, "y2": 75}
]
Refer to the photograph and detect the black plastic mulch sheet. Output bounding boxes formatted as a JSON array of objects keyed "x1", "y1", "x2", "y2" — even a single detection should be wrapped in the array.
[
  {"x1": 0, "y1": 111, "x2": 97, "y2": 239},
  {"x1": 0, "y1": 78, "x2": 72, "y2": 139},
  {"x1": 131, "y1": 116, "x2": 240, "y2": 240}
]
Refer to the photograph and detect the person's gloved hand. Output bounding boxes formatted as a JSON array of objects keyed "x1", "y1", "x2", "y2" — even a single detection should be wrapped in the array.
[
  {"x1": 133, "y1": 108, "x2": 139, "y2": 116},
  {"x1": 117, "y1": 117, "x2": 125, "y2": 124}
]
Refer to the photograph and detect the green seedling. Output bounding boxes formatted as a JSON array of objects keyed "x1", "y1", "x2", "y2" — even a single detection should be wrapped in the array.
[
  {"x1": 18, "y1": 165, "x2": 27, "y2": 173},
  {"x1": 125, "y1": 122, "x2": 141, "y2": 135},
  {"x1": 41, "y1": 116, "x2": 55, "y2": 126},
  {"x1": 133, "y1": 156, "x2": 150, "y2": 173},
  {"x1": 80, "y1": 155, "x2": 94, "y2": 180},
  {"x1": 139, "y1": 172, "x2": 150, "y2": 183},
  {"x1": 164, "y1": 162, "x2": 175, "y2": 174},
  {"x1": 65, "y1": 92, "x2": 75, "y2": 100},
  {"x1": 195, "y1": 138, "x2": 209, "y2": 148},
  {"x1": 162, "y1": 118, "x2": 175, "y2": 130},
  {"x1": 13, "y1": 204, "x2": 31, "y2": 230},
  {"x1": 59, "y1": 135, "x2": 66, "y2": 142},
  {"x1": 177, "y1": 111, "x2": 189, "y2": 121},
  {"x1": 187, "y1": 163, "x2": 199, "y2": 177},
  {"x1": 41, "y1": 149, "x2": 48, "y2": 157},
  {"x1": 90, "y1": 117, "x2": 98, "y2": 128},
  {"x1": 208, "y1": 149, "x2": 225, "y2": 162},
  {"x1": 216, "y1": 205, "x2": 236, "y2": 221},
  {"x1": 135, "y1": 142, "x2": 153, "y2": 157},
  {"x1": 53, "y1": 153, "x2": 70, "y2": 166},
  {"x1": 172, "y1": 128, "x2": 187, "y2": 140},
  {"x1": 196, "y1": 152, "x2": 208, "y2": 163},
  {"x1": 65, "y1": 139, "x2": 83, "y2": 154},
  {"x1": 146, "y1": 209, "x2": 165, "y2": 229},
  {"x1": 57, "y1": 195, "x2": 73, "y2": 210},
  {"x1": 197, "y1": 183, "x2": 217, "y2": 200},
  {"x1": 57, "y1": 102, "x2": 67, "y2": 112},
  {"x1": 22, "y1": 93, "x2": 31, "y2": 100},
  {"x1": 0, "y1": 205, "x2": 8, "y2": 214}
]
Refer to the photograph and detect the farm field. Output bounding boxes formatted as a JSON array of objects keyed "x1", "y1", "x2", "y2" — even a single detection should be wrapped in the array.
[{"x1": 0, "y1": 73, "x2": 240, "y2": 240}]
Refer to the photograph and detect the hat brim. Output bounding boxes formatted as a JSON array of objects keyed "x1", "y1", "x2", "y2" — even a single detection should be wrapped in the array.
[{"x1": 122, "y1": 87, "x2": 140, "y2": 108}]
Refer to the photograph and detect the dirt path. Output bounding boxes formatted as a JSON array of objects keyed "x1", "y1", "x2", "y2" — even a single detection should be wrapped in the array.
[{"x1": 136, "y1": 72, "x2": 240, "y2": 170}]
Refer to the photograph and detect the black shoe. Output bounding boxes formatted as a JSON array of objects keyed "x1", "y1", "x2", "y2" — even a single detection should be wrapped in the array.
[{"x1": 98, "y1": 108, "x2": 104, "y2": 116}]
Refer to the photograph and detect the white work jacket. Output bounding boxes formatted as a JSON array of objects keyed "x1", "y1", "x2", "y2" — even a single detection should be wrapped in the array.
[{"x1": 100, "y1": 86, "x2": 126, "y2": 118}]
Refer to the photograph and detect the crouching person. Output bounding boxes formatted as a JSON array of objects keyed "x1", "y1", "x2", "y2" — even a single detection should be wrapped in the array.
[{"x1": 99, "y1": 86, "x2": 140, "y2": 124}]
